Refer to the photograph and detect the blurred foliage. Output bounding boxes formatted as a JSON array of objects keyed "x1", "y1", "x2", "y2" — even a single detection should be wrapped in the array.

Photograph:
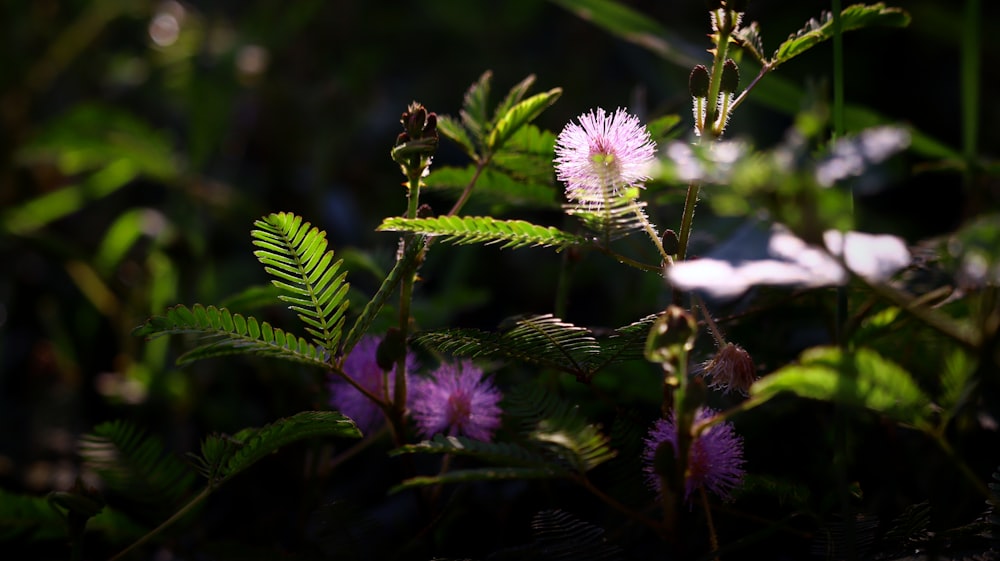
[{"x1": 1, "y1": 0, "x2": 999, "y2": 560}]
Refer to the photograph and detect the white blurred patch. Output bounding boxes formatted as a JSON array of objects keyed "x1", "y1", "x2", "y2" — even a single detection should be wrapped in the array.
[{"x1": 668, "y1": 223, "x2": 910, "y2": 299}]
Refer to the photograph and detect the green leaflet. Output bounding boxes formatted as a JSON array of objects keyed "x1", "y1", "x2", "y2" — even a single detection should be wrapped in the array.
[
  {"x1": 487, "y1": 88, "x2": 562, "y2": 153},
  {"x1": 251, "y1": 212, "x2": 351, "y2": 353},
  {"x1": 772, "y1": 3, "x2": 911, "y2": 69},
  {"x1": 132, "y1": 303, "x2": 329, "y2": 368},
  {"x1": 750, "y1": 346, "x2": 932, "y2": 427},
  {"x1": 193, "y1": 411, "x2": 361, "y2": 484},
  {"x1": 424, "y1": 165, "x2": 559, "y2": 210},
  {"x1": 412, "y1": 313, "x2": 654, "y2": 380},
  {"x1": 509, "y1": 385, "x2": 617, "y2": 473},
  {"x1": 377, "y1": 215, "x2": 586, "y2": 251}
]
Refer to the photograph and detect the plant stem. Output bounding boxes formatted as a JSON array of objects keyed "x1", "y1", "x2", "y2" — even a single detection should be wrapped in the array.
[
  {"x1": 393, "y1": 164, "x2": 426, "y2": 433},
  {"x1": 632, "y1": 200, "x2": 671, "y2": 267},
  {"x1": 961, "y1": 0, "x2": 981, "y2": 201},
  {"x1": 675, "y1": 181, "x2": 701, "y2": 263},
  {"x1": 572, "y1": 473, "x2": 666, "y2": 536},
  {"x1": 699, "y1": 487, "x2": 721, "y2": 561},
  {"x1": 703, "y1": 10, "x2": 734, "y2": 140},
  {"x1": 108, "y1": 486, "x2": 213, "y2": 561},
  {"x1": 448, "y1": 156, "x2": 490, "y2": 217}
]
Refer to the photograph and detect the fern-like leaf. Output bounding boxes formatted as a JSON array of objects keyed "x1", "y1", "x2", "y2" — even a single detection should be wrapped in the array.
[
  {"x1": 515, "y1": 509, "x2": 624, "y2": 561},
  {"x1": 194, "y1": 411, "x2": 360, "y2": 485},
  {"x1": 507, "y1": 385, "x2": 617, "y2": 473},
  {"x1": 377, "y1": 216, "x2": 586, "y2": 251},
  {"x1": 592, "y1": 313, "x2": 659, "y2": 371},
  {"x1": 251, "y1": 212, "x2": 350, "y2": 353},
  {"x1": 79, "y1": 420, "x2": 196, "y2": 507},
  {"x1": 390, "y1": 434, "x2": 558, "y2": 470},
  {"x1": 564, "y1": 186, "x2": 653, "y2": 242},
  {"x1": 733, "y1": 20, "x2": 766, "y2": 65},
  {"x1": 772, "y1": 3, "x2": 910, "y2": 70},
  {"x1": 412, "y1": 314, "x2": 601, "y2": 378},
  {"x1": 487, "y1": 87, "x2": 562, "y2": 153},
  {"x1": 133, "y1": 303, "x2": 329, "y2": 368},
  {"x1": 459, "y1": 70, "x2": 493, "y2": 145}
]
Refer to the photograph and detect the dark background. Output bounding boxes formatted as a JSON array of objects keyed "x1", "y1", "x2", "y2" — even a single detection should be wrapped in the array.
[{"x1": 1, "y1": 1, "x2": 998, "y2": 559}]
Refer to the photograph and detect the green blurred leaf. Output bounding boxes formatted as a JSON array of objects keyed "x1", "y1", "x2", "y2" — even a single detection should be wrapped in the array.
[
  {"x1": 191, "y1": 411, "x2": 360, "y2": 485},
  {"x1": 548, "y1": 0, "x2": 701, "y2": 68},
  {"x1": 750, "y1": 346, "x2": 932, "y2": 427},
  {"x1": 4, "y1": 104, "x2": 179, "y2": 234}
]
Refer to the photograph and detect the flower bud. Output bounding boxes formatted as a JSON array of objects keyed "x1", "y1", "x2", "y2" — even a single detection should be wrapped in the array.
[
  {"x1": 720, "y1": 59, "x2": 740, "y2": 94},
  {"x1": 661, "y1": 229, "x2": 679, "y2": 256},
  {"x1": 689, "y1": 65, "x2": 710, "y2": 98}
]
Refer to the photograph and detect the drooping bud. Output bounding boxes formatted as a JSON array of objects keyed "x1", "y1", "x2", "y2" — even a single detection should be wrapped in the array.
[{"x1": 697, "y1": 342, "x2": 757, "y2": 396}]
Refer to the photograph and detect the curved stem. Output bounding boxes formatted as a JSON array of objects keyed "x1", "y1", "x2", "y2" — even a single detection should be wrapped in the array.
[
  {"x1": 572, "y1": 473, "x2": 666, "y2": 536},
  {"x1": 447, "y1": 156, "x2": 490, "y2": 217},
  {"x1": 632, "y1": 200, "x2": 671, "y2": 267},
  {"x1": 108, "y1": 486, "x2": 213, "y2": 561}
]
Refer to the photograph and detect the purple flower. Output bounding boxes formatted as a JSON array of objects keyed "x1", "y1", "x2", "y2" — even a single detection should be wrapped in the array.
[
  {"x1": 642, "y1": 407, "x2": 745, "y2": 503},
  {"x1": 409, "y1": 360, "x2": 503, "y2": 441},
  {"x1": 554, "y1": 107, "x2": 656, "y2": 207},
  {"x1": 328, "y1": 336, "x2": 417, "y2": 436}
]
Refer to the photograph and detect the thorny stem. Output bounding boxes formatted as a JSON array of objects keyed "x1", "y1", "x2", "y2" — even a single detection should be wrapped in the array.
[
  {"x1": 632, "y1": 199, "x2": 672, "y2": 267},
  {"x1": 703, "y1": 9, "x2": 734, "y2": 140},
  {"x1": 675, "y1": 181, "x2": 701, "y2": 263}
]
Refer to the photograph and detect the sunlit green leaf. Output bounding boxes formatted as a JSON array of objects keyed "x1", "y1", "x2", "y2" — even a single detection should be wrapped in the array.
[
  {"x1": 750, "y1": 346, "x2": 932, "y2": 426},
  {"x1": 487, "y1": 88, "x2": 562, "y2": 153},
  {"x1": 772, "y1": 3, "x2": 910, "y2": 69},
  {"x1": 377, "y1": 215, "x2": 586, "y2": 251}
]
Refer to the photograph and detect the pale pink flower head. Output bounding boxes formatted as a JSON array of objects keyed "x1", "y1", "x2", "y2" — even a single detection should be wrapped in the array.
[
  {"x1": 643, "y1": 407, "x2": 745, "y2": 503},
  {"x1": 410, "y1": 360, "x2": 503, "y2": 441},
  {"x1": 554, "y1": 107, "x2": 656, "y2": 207},
  {"x1": 328, "y1": 335, "x2": 417, "y2": 436}
]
